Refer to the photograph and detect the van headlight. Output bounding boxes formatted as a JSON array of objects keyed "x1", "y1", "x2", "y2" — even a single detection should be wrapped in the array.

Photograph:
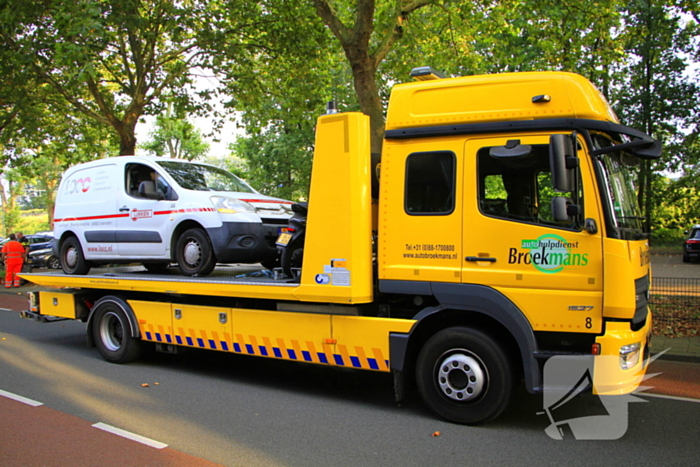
[
  {"x1": 619, "y1": 342, "x2": 641, "y2": 370},
  {"x1": 210, "y1": 196, "x2": 255, "y2": 214}
]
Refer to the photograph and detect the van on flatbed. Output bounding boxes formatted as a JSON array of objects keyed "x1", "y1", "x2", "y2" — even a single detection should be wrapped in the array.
[{"x1": 52, "y1": 156, "x2": 293, "y2": 277}]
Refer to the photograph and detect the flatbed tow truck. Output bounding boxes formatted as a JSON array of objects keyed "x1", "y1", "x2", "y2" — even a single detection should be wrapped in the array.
[{"x1": 20, "y1": 68, "x2": 660, "y2": 424}]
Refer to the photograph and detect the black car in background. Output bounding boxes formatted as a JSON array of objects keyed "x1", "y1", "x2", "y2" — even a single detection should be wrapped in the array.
[
  {"x1": 683, "y1": 225, "x2": 700, "y2": 263},
  {"x1": 22, "y1": 233, "x2": 55, "y2": 253}
]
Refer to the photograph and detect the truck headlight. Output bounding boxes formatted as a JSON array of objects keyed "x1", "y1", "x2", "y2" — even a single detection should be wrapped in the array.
[
  {"x1": 210, "y1": 196, "x2": 255, "y2": 214},
  {"x1": 619, "y1": 342, "x2": 641, "y2": 370}
]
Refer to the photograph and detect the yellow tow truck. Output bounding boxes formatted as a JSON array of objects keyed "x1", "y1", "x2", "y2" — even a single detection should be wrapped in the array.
[{"x1": 21, "y1": 68, "x2": 660, "y2": 424}]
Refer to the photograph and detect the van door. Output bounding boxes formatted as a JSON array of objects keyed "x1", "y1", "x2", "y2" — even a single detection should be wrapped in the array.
[
  {"x1": 116, "y1": 163, "x2": 172, "y2": 257},
  {"x1": 461, "y1": 134, "x2": 604, "y2": 335}
]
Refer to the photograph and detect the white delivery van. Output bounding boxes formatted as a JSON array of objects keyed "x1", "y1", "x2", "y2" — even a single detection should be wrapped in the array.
[{"x1": 53, "y1": 156, "x2": 293, "y2": 276}]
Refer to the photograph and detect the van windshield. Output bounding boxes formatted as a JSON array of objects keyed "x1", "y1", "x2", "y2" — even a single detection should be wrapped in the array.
[{"x1": 156, "y1": 161, "x2": 255, "y2": 193}]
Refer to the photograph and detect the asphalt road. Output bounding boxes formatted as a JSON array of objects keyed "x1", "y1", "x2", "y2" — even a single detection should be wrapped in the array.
[
  {"x1": 651, "y1": 253, "x2": 700, "y2": 278},
  {"x1": 1, "y1": 305, "x2": 699, "y2": 467}
]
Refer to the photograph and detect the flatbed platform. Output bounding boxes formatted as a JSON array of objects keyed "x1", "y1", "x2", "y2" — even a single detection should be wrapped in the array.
[
  {"x1": 20, "y1": 261, "x2": 369, "y2": 304},
  {"x1": 20, "y1": 264, "x2": 302, "y2": 301}
]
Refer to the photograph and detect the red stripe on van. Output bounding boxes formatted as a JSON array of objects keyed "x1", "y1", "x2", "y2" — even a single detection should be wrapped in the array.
[
  {"x1": 55, "y1": 208, "x2": 218, "y2": 223},
  {"x1": 54, "y1": 213, "x2": 129, "y2": 223}
]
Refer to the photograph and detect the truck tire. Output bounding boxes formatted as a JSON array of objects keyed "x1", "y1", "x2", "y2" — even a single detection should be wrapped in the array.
[
  {"x1": 92, "y1": 299, "x2": 142, "y2": 363},
  {"x1": 415, "y1": 327, "x2": 514, "y2": 424},
  {"x1": 175, "y1": 228, "x2": 216, "y2": 276},
  {"x1": 280, "y1": 239, "x2": 304, "y2": 278},
  {"x1": 60, "y1": 236, "x2": 91, "y2": 275}
]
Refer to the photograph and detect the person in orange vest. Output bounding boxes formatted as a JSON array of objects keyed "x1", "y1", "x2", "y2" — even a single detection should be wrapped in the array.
[{"x1": 2, "y1": 233, "x2": 26, "y2": 288}]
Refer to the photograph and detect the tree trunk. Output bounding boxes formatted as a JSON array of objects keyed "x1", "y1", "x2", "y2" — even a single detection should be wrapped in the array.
[{"x1": 347, "y1": 56, "x2": 385, "y2": 155}]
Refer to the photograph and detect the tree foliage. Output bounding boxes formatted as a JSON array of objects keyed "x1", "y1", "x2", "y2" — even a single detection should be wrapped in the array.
[
  {"x1": 141, "y1": 107, "x2": 209, "y2": 160},
  {"x1": 0, "y1": 0, "x2": 213, "y2": 155},
  {"x1": 611, "y1": 0, "x2": 700, "y2": 228}
]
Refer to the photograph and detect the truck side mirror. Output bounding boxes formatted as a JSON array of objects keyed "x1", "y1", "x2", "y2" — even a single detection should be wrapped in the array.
[
  {"x1": 549, "y1": 134, "x2": 577, "y2": 192},
  {"x1": 552, "y1": 196, "x2": 580, "y2": 223}
]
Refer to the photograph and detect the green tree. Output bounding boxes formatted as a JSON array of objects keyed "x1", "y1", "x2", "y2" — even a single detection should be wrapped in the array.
[
  {"x1": 611, "y1": 0, "x2": 700, "y2": 227},
  {"x1": 0, "y1": 0, "x2": 214, "y2": 155},
  {"x1": 141, "y1": 108, "x2": 209, "y2": 160},
  {"x1": 310, "y1": 0, "x2": 435, "y2": 154}
]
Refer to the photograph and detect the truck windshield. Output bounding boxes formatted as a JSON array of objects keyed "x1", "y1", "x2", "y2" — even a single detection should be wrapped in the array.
[
  {"x1": 592, "y1": 135, "x2": 646, "y2": 239},
  {"x1": 156, "y1": 161, "x2": 255, "y2": 193}
]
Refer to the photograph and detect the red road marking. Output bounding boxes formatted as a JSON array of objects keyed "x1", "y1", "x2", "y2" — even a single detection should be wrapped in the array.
[
  {"x1": 644, "y1": 359, "x2": 700, "y2": 400},
  {"x1": 0, "y1": 396, "x2": 223, "y2": 467}
]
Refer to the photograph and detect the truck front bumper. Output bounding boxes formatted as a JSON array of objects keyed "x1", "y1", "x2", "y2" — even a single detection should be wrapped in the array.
[{"x1": 593, "y1": 309, "x2": 652, "y2": 395}]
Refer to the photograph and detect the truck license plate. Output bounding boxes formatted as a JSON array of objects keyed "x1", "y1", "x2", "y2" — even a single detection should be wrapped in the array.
[{"x1": 276, "y1": 232, "x2": 292, "y2": 246}]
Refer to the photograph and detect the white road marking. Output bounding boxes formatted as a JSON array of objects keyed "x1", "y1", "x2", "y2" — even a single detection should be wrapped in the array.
[
  {"x1": 640, "y1": 393, "x2": 700, "y2": 403},
  {"x1": 92, "y1": 422, "x2": 168, "y2": 449},
  {"x1": 0, "y1": 389, "x2": 44, "y2": 407}
]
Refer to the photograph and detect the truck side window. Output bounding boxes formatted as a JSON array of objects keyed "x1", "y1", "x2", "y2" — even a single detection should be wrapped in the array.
[
  {"x1": 405, "y1": 151, "x2": 456, "y2": 215},
  {"x1": 478, "y1": 144, "x2": 581, "y2": 228}
]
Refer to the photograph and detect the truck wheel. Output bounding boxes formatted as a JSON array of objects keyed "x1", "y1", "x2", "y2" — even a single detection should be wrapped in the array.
[
  {"x1": 92, "y1": 299, "x2": 142, "y2": 363},
  {"x1": 60, "y1": 236, "x2": 91, "y2": 275},
  {"x1": 175, "y1": 228, "x2": 216, "y2": 276},
  {"x1": 281, "y1": 240, "x2": 304, "y2": 278},
  {"x1": 415, "y1": 327, "x2": 514, "y2": 424}
]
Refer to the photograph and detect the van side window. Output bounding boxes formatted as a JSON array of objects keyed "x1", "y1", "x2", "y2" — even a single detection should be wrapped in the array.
[
  {"x1": 126, "y1": 163, "x2": 169, "y2": 199},
  {"x1": 405, "y1": 151, "x2": 456, "y2": 215},
  {"x1": 477, "y1": 144, "x2": 582, "y2": 228}
]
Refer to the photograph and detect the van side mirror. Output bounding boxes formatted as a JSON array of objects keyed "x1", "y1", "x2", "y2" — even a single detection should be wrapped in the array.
[
  {"x1": 138, "y1": 181, "x2": 165, "y2": 200},
  {"x1": 549, "y1": 134, "x2": 577, "y2": 192}
]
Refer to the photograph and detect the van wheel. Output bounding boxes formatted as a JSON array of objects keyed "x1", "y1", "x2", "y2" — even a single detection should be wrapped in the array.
[
  {"x1": 415, "y1": 327, "x2": 514, "y2": 424},
  {"x1": 92, "y1": 298, "x2": 142, "y2": 363},
  {"x1": 60, "y1": 236, "x2": 91, "y2": 275},
  {"x1": 175, "y1": 228, "x2": 216, "y2": 276}
]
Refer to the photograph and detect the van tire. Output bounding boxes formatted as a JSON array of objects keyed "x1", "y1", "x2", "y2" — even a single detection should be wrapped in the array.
[
  {"x1": 175, "y1": 228, "x2": 216, "y2": 276},
  {"x1": 415, "y1": 327, "x2": 514, "y2": 425},
  {"x1": 60, "y1": 236, "x2": 91, "y2": 275}
]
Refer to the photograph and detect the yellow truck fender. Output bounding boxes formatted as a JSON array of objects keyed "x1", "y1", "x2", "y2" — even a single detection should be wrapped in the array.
[{"x1": 384, "y1": 281, "x2": 540, "y2": 393}]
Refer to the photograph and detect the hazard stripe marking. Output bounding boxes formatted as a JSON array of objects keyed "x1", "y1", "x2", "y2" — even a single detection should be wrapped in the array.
[
  {"x1": 140, "y1": 326, "x2": 390, "y2": 372},
  {"x1": 92, "y1": 423, "x2": 168, "y2": 449},
  {"x1": 0, "y1": 389, "x2": 43, "y2": 407}
]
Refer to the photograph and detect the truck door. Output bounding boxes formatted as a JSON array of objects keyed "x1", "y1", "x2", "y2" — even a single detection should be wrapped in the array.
[
  {"x1": 379, "y1": 140, "x2": 463, "y2": 283},
  {"x1": 116, "y1": 163, "x2": 172, "y2": 257},
  {"x1": 461, "y1": 134, "x2": 604, "y2": 334}
]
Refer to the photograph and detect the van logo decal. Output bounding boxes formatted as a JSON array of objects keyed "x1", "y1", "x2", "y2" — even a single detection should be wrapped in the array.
[
  {"x1": 130, "y1": 209, "x2": 153, "y2": 221},
  {"x1": 65, "y1": 177, "x2": 91, "y2": 195}
]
